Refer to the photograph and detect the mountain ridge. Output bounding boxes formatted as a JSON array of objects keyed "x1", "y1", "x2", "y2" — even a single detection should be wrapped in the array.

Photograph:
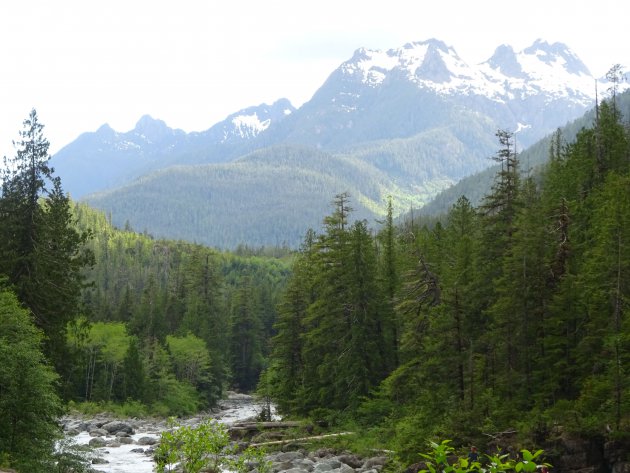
[{"x1": 51, "y1": 38, "x2": 629, "y2": 247}]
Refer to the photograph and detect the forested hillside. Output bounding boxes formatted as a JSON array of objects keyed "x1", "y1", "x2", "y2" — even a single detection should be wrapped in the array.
[
  {"x1": 264, "y1": 90, "x2": 630, "y2": 462},
  {"x1": 84, "y1": 146, "x2": 381, "y2": 248},
  {"x1": 0, "y1": 111, "x2": 291, "y2": 470},
  {"x1": 69, "y1": 202, "x2": 291, "y2": 403},
  {"x1": 419, "y1": 89, "x2": 630, "y2": 216},
  {"x1": 84, "y1": 122, "x2": 498, "y2": 249},
  {"x1": 53, "y1": 40, "x2": 611, "y2": 249}
]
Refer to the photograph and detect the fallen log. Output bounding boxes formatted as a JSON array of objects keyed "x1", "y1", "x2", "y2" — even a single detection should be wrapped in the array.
[
  {"x1": 230, "y1": 421, "x2": 303, "y2": 430},
  {"x1": 249, "y1": 431, "x2": 355, "y2": 447}
]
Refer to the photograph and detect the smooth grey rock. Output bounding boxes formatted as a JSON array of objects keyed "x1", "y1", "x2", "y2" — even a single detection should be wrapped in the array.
[
  {"x1": 293, "y1": 459, "x2": 315, "y2": 471},
  {"x1": 102, "y1": 420, "x2": 134, "y2": 434},
  {"x1": 324, "y1": 460, "x2": 342, "y2": 469},
  {"x1": 333, "y1": 464, "x2": 356, "y2": 473},
  {"x1": 363, "y1": 457, "x2": 387, "y2": 469},
  {"x1": 310, "y1": 448, "x2": 336, "y2": 459},
  {"x1": 338, "y1": 454, "x2": 363, "y2": 469},
  {"x1": 275, "y1": 451, "x2": 306, "y2": 462},
  {"x1": 89, "y1": 437, "x2": 107, "y2": 447},
  {"x1": 313, "y1": 463, "x2": 335, "y2": 473},
  {"x1": 89, "y1": 429, "x2": 108, "y2": 437},
  {"x1": 77, "y1": 422, "x2": 90, "y2": 431},
  {"x1": 137, "y1": 436, "x2": 158, "y2": 445},
  {"x1": 272, "y1": 461, "x2": 294, "y2": 472}
]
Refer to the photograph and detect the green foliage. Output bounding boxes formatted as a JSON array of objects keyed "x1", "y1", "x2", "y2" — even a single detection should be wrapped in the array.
[
  {"x1": 156, "y1": 418, "x2": 231, "y2": 473},
  {"x1": 155, "y1": 418, "x2": 269, "y2": 473},
  {"x1": 417, "y1": 440, "x2": 550, "y2": 473},
  {"x1": 64, "y1": 202, "x2": 291, "y2": 408},
  {"x1": 166, "y1": 333, "x2": 212, "y2": 387},
  {"x1": 0, "y1": 288, "x2": 63, "y2": 472},
  {"x1": 122, "y1": 336, "x2": 145, "y2": 401},
  {"x1": 229, "y1": 446, "x2": 272, "y2": 473},
  {"x1": 67, "y1": 399, "x2": 148, "y2": 418},
  {"x1": 229, "y1": 272, "x2": 264, "y2": 391},
  {"x1": 0, "y1": 109, "x2": 94, "y2": 374},
  {"x1": 267, "y1": 194, "x2": 394, "y2": 414},
  {"x1": 52, "y1": 438, "x2": 100, "y2": 473},
  {"x1": 267, "y1": 97, "x2": 630, "y2": 460}
]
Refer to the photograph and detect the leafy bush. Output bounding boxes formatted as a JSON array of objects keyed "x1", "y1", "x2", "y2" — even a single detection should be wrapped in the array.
[
  {"x1": 155, "y1": 377, "x2": 201, "y2": 416},
  {"x1": 53, "y1": 438, "x2": 100, "y2": 473},
  {"x1": 417, "y1": 440, "x2": 551, "y2": 473},
  {"x1": 0, "y1": 289, "x2": 63, "y2": 472},
  {"x1": 156, "y1": 418, "x2": 231, "y2": 473},
  {"x1": 155, "y1": 418, "x2": 270, "y2": 473}
]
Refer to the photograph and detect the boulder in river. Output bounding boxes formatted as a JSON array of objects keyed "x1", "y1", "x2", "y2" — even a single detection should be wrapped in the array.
[
  {"x1": 88, "y1": 437, "x2": 107, "y2": 448},
  {"x1": 137, "y1": 436, "x2": 158, "y2": 446},
  {"x1": 101, "y1": 420, "x2": 134, "y2": 434}
]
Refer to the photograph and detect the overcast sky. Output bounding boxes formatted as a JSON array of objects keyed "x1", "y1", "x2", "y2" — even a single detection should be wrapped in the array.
[{"x1": 1, "y1": 0, "x2": 627, "y2": 158}]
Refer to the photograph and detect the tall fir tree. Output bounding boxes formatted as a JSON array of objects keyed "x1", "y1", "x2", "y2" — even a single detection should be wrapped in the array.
[{"x1": 0, "y1": 110, "x2": 93, "y2": 372}]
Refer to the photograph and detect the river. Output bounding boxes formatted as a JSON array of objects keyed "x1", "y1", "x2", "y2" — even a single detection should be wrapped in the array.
[{"x1": 64, "y1": 393, "x2": 275, "y2": 473}]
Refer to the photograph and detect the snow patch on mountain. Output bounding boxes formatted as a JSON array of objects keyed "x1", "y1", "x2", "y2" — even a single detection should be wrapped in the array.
[
  {"x1": 230, "y1": 113, "x2": 271, "y2": 139},
  {"x1": 340, "y1": 38, "x2": 603, "y2": 106},
  {"x1": 342, "y1": 47, "x2": 401, "y2": 87}
]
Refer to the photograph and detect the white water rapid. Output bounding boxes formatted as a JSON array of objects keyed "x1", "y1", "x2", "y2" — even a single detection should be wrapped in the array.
[{"x1": 65, "y1": 393, "x2": 275, "y2": 473}]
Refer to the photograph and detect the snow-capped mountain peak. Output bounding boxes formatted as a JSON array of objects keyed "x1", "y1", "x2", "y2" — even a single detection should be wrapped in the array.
[
  {"x1": 342, "y1": 39, "x2": 470, "y2": 87},
  {"x1": 338, "y1": 38, "x2": 599, "y2": 107},
  {"x1": 523, "y1": 39, "x2": 591, "y2": 76},
  {"x1": 486, "y1": 44, "x2": 525, "y2": 78},
  {"x1": 480, "y1": 39, "x2": 595, "y2": 106}
]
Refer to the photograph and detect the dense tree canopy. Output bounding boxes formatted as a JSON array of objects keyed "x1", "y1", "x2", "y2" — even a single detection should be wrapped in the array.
[
  {"x1": 266, "y1": 95, "x2": 630, "y2": 461},
  {"x1": 0, "y1": 109, "x2": 93, "y2": 373},
  {"x1": 2, "y1": 90, "x2": 630, "y2": 471},
  {"x1": 0, "y1": 287, "x2": 63, "y2": 472}
]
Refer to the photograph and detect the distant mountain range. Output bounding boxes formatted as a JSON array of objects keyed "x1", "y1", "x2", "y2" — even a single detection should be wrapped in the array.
[
  {"x1": 417, "y1": 88, "x2": 630, "y2": 217},
  {"x1": 51, "y1": 38, "x2": 628, "y2": 248},
  {"x1": 52, "y1": 99, "x2": 296, "y2": 198}
]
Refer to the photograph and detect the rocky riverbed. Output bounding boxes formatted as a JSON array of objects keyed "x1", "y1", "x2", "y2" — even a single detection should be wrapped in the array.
[
  {"x1": 61, "y1": 393, "x2": 390, "y2": 473},
  {"x1": 61, "y1": 392, "x2": 274, "y2": 472}
]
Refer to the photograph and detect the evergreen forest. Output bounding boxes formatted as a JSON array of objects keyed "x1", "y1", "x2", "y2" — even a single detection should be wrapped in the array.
[
  {"x1": 0, "y1": 109, "x2": 290, "y2": 470},
  {"x1": 1, "y1": 80, "x2": 630, "y2": 471},
  {"x1": 263, "y1": 88, "x2": 630, "y2": 461}
]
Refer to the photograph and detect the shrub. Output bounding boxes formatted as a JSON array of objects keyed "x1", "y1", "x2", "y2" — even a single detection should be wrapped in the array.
[{"x1": 155, "y1": 419, "x2": 271, "y2": 473}]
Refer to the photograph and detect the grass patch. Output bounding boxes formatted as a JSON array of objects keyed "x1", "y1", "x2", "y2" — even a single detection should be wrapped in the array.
[{"x1": 66, "y1": 399, "x2": 151, "y2": 418}]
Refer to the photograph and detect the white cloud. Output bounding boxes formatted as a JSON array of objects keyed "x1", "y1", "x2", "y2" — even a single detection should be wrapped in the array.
[{"x1": 0, "y1": 0, "x2": 626, "y2": 158}]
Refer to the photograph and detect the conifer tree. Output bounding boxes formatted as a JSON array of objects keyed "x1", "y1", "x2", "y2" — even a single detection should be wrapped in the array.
[
  {"x1": 0, "y1": 110, "x2": 93, "y2": 371},
  {"x1": 441, "y1": 196, "x2": 480, "y2": 406},
  {"x1": 229, "y1": 271, "x2": 263, "y2": 392},
  {"x1": 121, "y1": 336, "x2": 145, "y2": 401},
  {"x1": 301, "y1": 193, "x2": 354, "y2": 410},
  {"x1": 377, "y1": 197, "x2": 400, "y2": 370},
  {"x1": 268, "y1": 229, "x2": 316, "y2": 413}
]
